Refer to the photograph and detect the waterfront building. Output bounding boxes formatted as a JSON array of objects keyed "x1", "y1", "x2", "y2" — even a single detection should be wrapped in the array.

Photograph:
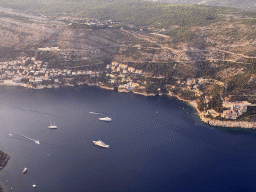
[{"x1": 222, "y1": 109, "x2": 238, "y2": 119}]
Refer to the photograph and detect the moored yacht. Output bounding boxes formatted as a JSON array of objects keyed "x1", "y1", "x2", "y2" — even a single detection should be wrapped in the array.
[
  {"x1": 93, "y1": 140, "x2": 109, "y2": 148},
  {"x1": 98, "y1": 117, "x2": 112, "y2": 122},
  {"x1": 48, "y1": 122, "x2": 58, "y2": 129}
]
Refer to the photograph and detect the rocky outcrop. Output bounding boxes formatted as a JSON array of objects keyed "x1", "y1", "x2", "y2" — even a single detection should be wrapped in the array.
[
  {"x1": 0, "y1": 152, "x2": 10, "y2": 170},
  {"x1": 199, "y1": 114, "x2": 255, "y2": 129}
]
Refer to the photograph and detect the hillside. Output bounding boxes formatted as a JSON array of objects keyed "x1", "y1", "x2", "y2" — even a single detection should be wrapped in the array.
[
  {"x1": 0, "y1": 1, "x2": 255, "y2": 101},
  {"x1": 149, "y1": 0, "x2": 256, "y2": 12}
]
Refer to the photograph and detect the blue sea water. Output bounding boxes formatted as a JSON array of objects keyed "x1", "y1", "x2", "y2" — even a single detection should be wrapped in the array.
[{"x1": 0, "y1": 85, "x2": 256, "y2": 192}]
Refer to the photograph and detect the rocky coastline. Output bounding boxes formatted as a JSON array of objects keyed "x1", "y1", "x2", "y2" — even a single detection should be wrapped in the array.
[
  {"x1": 119, "y1": 87, "x2": 256, "y2": 129},
  {"x1": 0, "y1": 151, "x2": 10, "y2": 192},
  {"x1": 118, "y1": 88, "x2": 157, "y2": 96},
  {"x1": 99, "y1": 85, "x2": 114, "y2": 90},
  {"x1": 132, "y1": 91, "x2": 156, "y2": 97},
  {"x1": 175, "y1": 95, "x2": 256, "y2": 129},
  {"x1": 200, "y1": 116, "x2": 255, "y2": 128},
  {"x1": 130, "y1": 91, "x2": 256, "y2": 129},
  {"x1": 0, "y1": 151, "x2": 10, "y2": 170},
  {"x1": 3, "y1": 81, "x2": 256, "y2": 129},
  {"x1": 32, "y1": 83, "x2": 256, "y2": 129}
]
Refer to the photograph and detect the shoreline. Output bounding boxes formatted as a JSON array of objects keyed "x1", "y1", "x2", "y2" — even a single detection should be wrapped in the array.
[
  {"x1": 0, "y1": 151, "x2": 10, "y2": 192},
  {"x1": 168, "y1": 93, "x2": 256, "y2": 129},
  {"x1": 0, "y1": 154, "x2": 10, "y2": 170},
  {"x1": 2, "y1": 82, "x2": 255, "y2": 129}
]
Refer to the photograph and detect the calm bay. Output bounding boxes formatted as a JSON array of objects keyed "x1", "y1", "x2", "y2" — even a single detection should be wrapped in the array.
[{"x1": 0, "y1": 85, "x2": 256, "y2": 191}]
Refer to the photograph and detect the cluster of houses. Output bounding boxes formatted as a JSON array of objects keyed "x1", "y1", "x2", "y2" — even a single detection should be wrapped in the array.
[
  {"x1": 106, "y1": 61, "x2": 143, "y2": 75},
  {"x1": 106, "y1": 61, "x2": 145, "y2": 91},
  {"x1": 0, "y1": 57, "x2": 100, "y2": 88},
  {"x1": 221, "y1": 101, "x2": 249, "y2": 120},
  {"x1": 205, "y1": 100, "x2": 250, "y2": 120},
  {"x1": 0, "y1": 58, "x2": 252, "y2": 120}
]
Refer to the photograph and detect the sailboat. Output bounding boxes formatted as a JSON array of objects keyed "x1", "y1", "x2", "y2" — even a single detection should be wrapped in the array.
[{"x1": 48, "y1": 122, "x2": 58, "y2": 129}]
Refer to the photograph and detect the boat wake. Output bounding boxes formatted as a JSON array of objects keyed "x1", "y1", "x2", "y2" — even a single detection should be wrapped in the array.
[
  {"x1": 11, "y1": 105, "x2": 59, "y2": 117},
  {"x1": 10, "y1": 132, "x2": 40, "y2": 144},
  {"x1": 89, "y1": 112, "x2": 103, "y2": 115},
  {"x1": 8, "y1": 132, "x2": 84, "y2": 154}
]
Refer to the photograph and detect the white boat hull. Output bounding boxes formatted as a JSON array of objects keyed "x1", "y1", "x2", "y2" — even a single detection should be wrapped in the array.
[
  {"x1": 98, "y1": 117, "x2": 112, "y2": 122},
  {"x1": 93, "y1": 141, "x2": 109, "y2": 148},
  {"x1": 48, "y1": 126, "x2": 58, "y2": 129},
  {"x1": 23, "y1": 168, "x2": 27, "y2": 174},
  {"x1": 48, "y1": 122, "x2": 58, "y2": 129}
]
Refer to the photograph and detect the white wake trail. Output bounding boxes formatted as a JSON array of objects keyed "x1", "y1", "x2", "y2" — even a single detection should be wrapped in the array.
[
  {"x1": 12, "y1": 132, "x2": 40, "y2": 144},
  {"x1": 89, "y1": 112, "x2": 103, "y2": 115}
]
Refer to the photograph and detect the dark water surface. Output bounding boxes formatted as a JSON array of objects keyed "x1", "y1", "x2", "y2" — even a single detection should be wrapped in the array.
[{"x1": 0, "y1": 85, "x2": 256, "y2": 192}]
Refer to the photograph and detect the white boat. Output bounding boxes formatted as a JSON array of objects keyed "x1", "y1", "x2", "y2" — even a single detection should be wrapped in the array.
[
  {"x1": 98, "y1": 117, "x2": 112, "y2": 122},
  {"x1": 48, "y1": 122, "x2": 58, "y2": 129},
  {"x1": 32, "y1": 184, "x2": 36, "y2": 188},
  {"x1": 23, "y1": 167, "x2": 27, "y2": 174},
  {"x1": 93, "y1": 140, "x2": 109, "y2": 148}
]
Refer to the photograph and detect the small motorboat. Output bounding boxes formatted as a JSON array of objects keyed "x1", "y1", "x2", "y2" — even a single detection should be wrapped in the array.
[
  {"x1": 93, "y1": 140, "x2": 109, "y2": 148},
  {"x1": 23, "y1": 168, "x2": 27, "y2": 174},
  {"x1": 98, "y1": 117, "x2": 112, "y2": 122}
]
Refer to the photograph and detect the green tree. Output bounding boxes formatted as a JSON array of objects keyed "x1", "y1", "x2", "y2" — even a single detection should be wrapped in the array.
[
  {"x1": 208, "y1": 94, "x2": 223, "y2": 113},
  {"x1": 146, "y1": 83, "x2": 158, "y2": 94},
  {"x1": 197, "y1": 96, "x2": 205, "y2": 112}
]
